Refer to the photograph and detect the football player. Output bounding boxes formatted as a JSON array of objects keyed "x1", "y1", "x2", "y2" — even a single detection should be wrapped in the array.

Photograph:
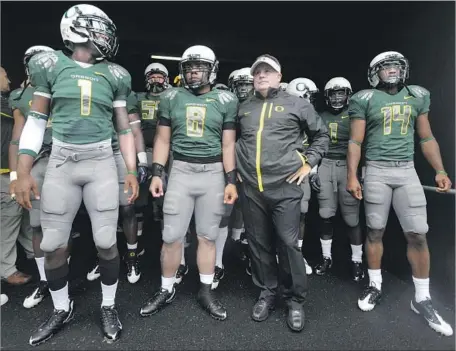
[
  {"x1": 286, "y1": 77, "x2": 321, "y2": 275},
  {"x1": 1, "y1": 66, "x2": 34, "y2": 287},
  {"x1": 227, "y1": 69, "x2": 238, "y2": 92},
  {"x1": 140, "y1": 45, "x2": 238, "y2": 321},
  {"x1": 347, "y1": 51, "x2": 453, "y2": 336},
  {"x1": 310, "y1": 77, "x2": 364, "y2": 281},
  {"x1": 9, "y1": 45, "x2": 68, "y2": 308},
  {"x1": 14, "y1": 4, "x2": 139, "y2": 345}
]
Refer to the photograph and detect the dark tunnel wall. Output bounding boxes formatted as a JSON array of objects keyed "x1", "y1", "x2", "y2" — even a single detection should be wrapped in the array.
[{"x1": 1, "y1": 2, "x2": 454, "y2": 303}]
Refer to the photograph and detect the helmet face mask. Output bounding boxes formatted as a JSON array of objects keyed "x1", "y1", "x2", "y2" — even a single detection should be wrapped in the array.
[
  {"x1": 179, "y1": 45, "x2": 218, "y2": 91},
  {"x1": 368, "y1": 52, "x2": 409, "y2": 88},
  {"x1": 327, "y1": 89, "x2": 349, "y2": 110},
  {"x1": 61, "y1": 4, "x2": 119, "y2": 61},
  {"x1": 145, "y1": 63, "x2": 169, "y2": 93},
  {"x1": 232, "y1": 68, "x2": 254, "y2": 101}
]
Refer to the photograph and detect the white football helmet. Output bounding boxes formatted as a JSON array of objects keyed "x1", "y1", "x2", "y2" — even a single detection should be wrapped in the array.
[
  {"x1": 324, "y1": 77, "x2": 352, "y2": 110},
  {"x1": 179, "y1": 45, "x2": 218, "y2": 90},
  {"x1": 368, "y1": 51, "x2": 409, "y2": 88},
  {"x1": 60, "y1": 4, "x2": 118, "y2": 60},
  {"x1": 232, "y1": 67, "x2": 253, "y2": 101},
  {"x1": 279, "y1": 82, "x2": 288, "y2": 91},
  {"x1": 287, "y1": 78, "x2": 319, "y2": 105},
  {"x1": 144, "y1": 63, "x2": 169, "y2": 93},
  {"x1": 23, "y1": 46, "x2": 54, "y2": 76},
  {"x1": 228, "y1": 69, "x2": 239, "y2": 91}
]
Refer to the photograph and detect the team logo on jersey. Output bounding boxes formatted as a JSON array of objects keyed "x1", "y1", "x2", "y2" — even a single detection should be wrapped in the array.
[
  {"x1": 108, "y1": 64, "x2": 128, "y2": 81},
  {"x1": 33, "y1": 51, "x2": 59, "y2": 72},
  {"x1": 218, "y1": 91, "x2": 235, "y2": 105},
  {"x1": 357, "y1": 90, "x2": 374, "y2": 101}
]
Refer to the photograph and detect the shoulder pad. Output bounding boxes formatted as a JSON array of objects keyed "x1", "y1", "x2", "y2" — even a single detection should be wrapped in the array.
[
  {"x1": 30, "y1": 51, "x2": 59, "y2": 72},
  {"x1": 10, "y1": 88, "x2": 22, "y2": 97},
  {"x1": 107, "y1": 63, "x2": 130, "y2": 81},
  {"x1": 217, "y1": 90, "x2": 237, "y2": 105},
  {"x1": 407, "y1": 85, "x2": 429, "y2": 98},
  {"x1": 352, "y1": 89, "x2": 375, "y2": 101},
  {"x1": 163, "y1": 88, "x2": 178, "y2": 100}
]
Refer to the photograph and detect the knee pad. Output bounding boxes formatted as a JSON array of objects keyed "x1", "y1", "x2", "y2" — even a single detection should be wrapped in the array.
[
  {"x1": 319, "y1": 207, "x2": 336, "y2": 219},
  {"x1": 93, "y1": 225, "x2": 117, "y2": 250},
  {"x1": 162, "y1": 223, "x2": 184, "y2": 244},
  {"x1": 40, "y1": 227, "x2": 70, "y2": 253},
  {"x1": 343, "y1": 213, "x2": 360, "y2": 227}
]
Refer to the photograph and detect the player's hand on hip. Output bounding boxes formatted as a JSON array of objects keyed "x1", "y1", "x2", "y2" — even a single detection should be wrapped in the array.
[{"x1": 150, "y1": 176, "x2": 164, "y2": 198}]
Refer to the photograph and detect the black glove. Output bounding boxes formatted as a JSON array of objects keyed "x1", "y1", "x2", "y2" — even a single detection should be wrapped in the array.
[
  {"x1": 137, "y1": 164, "x2": 149, "y2": 184},
  {"x1": 309, "y1": 173, "x2": 321, "y2": 193}
]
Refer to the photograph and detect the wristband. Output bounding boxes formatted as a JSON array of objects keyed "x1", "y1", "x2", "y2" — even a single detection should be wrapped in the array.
[
  {"x1": 128, "y1": 170, "x2": 138, "y2": 176},
  {"x1": 349, "y1": 139, "x2": 362, "y2": 147},
  {"x1": 10, "y1": 171, "x2": 17, "y2": 182},
  {"x1": 137, "y1": 152, "x2": 147, "y2": 164},
  {"x1": 225, "y1": 170, "x2": 237, "y2": 185},
  {"x1": 152, "y1": 162, "x2": 165, "y2": 177},
  {"x1": 437, "y1": 170, "x2": 448, "y2": 176},
  {"x1": 420, "y1": 136, "x2": 435, "y2": 144}
]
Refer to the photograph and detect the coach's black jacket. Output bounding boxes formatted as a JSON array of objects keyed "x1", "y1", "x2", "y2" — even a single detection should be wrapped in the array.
[{"x1": 236, "y1": 88, "x2": 329, "y2": 192}]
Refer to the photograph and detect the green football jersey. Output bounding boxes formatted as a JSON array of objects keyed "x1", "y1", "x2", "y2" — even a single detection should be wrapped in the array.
[
  {"x1": 135, "y1": 91, "x2": 164, "y2": 148},
  {"x1": 9, "y1": 86, "x2": 53, "y2": 147},
  {"x1": 158, "y1": 87, "x2": 238, "y2": 159},
  {"x1": 348, "y1": 86, "x2": 430, "y2": 161},
  {"x1": 28, "y1": 50, "x2": 131, "y2": 145},
  {"x1": 320, "y1": 108, "x2": 350, "y2": 160}
]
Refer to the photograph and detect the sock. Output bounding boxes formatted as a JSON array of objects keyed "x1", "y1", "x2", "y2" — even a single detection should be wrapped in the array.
[
  {"x1": 320, "y1": 239, "x2": 332, "y2": 259},
  {"x1": 127, "y1": 242, "x2": 138, "y2": 250},
  {"x1": 413, "y1": 276, "x2": 430, "y2": 302},
  {"x1": 298, "y1": 239, "x2": 303, "y2": 249},
  {"x1": 35, "y1": 257, "x2": 47, "y2": 282},
  {"x1": 101, "y1": 281, "x2": 118, "y2": 307},
  {"x1": 161, "y1": 276, "x2": 175, "y2": 293},
  {"x1": 368, "y1": 269, "x2": 382, "y2": 290},
  {"x1": 200, "y1": 273, "x2": 214, "y2": 285},
  {"x1": 49, "y1": 283, "x2": 70, "y2": 311},
  {"x1": 351, "y1": 244, "x2": 363, "y2": 263},
  {"x1": 180, "y1": 242, "x2": 186, "y2": 266},
  {"x1": 232, "y1": 228, "x2": 243, "y2": 242},
  {"x1": 137, "y1": 229, "x2": 143, "y2": 237},
  {"x1": 215, "y1": 226, "x2": 228, "y2": 269}
]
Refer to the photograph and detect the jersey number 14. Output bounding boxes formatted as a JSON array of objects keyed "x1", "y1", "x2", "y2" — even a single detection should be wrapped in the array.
[{"x1": 381, "y1": 105, "x2": 412, "y2": 135}]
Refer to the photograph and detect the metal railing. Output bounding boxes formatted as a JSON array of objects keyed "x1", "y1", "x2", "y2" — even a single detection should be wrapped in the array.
[{"x1": 422, "y1": 185, "x2": 456, "y2": 195}]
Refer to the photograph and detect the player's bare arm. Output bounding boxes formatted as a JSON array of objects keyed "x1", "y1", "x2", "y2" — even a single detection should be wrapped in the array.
[
  {"x1": 416, "y1": 113, "x2": 452, "y2": 192},
  {"x1": 347, "y1": 119, "x2": 365, "y2": 200},
  {"x1": 8, "y1": 108, "x2": 26, "y2": 195}
]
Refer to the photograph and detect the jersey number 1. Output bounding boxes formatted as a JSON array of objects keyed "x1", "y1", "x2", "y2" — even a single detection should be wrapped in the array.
[
  {"x1": 186, "y1": 106, "x2": 206, "y2": 138},
  {"x1": 78, "y1": 79, "x2": 92, "y2": 116},
  {"x1": 328, "y1": 122, "x2": 338, "y2": 143}
]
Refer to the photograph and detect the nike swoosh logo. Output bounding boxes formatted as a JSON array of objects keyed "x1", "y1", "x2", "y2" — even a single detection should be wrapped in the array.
[
  {"x1": 205, "y1": 98, "x2": 216, "y2": 102},
  {"x1": 341, "y1": 115, "x2": 349, "y2": 119},
  {"x1": 243, "y1": 112, "x2": 251, "y2": 115},
  {"x1": 404, "y1": 96, "x2": 413, "y2": 100}
]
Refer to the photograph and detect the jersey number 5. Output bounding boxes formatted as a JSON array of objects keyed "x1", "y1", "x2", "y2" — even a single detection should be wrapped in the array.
[
  {"x1": 78, "y1": 79, "x2": 92, "y2": 116},
  {"x1": 141, "y1": 101, "x2": 158, "y2": 120},
  {"x1": 186, "y1": 105, "x2": 206, "y2": 138},
  {"x1": 381, "y1": 105, "x2": 412, "y2": 135}
]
